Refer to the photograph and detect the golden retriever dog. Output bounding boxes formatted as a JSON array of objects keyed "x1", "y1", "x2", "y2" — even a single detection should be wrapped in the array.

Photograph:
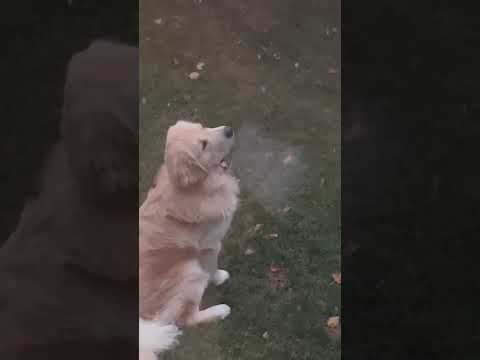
[{"x1": 139, "y1": 120, "x2": 239, "y2": 359}]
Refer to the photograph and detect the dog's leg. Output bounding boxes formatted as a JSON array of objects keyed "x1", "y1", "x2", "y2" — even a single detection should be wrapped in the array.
[
  {"x1": 200, "y1": 248, "x2": 230, "y2": 286},
  {"x1": 185, "y1": 304, "x2": 231, "y2": 326},
  {"x1": 177, "y1": 298, "x2": 231, "y2": 327},
  {"x1": 177, "y1": 266, "x2": 231, "y2": 327},
  {"x1": 212, "y1": 269, "x2": 230, "y2": 286}
]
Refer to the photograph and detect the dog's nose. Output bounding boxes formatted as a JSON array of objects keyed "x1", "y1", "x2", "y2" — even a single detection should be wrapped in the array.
[{"x1": 224, "y1": 126, "x2": 234, "y2": 138}]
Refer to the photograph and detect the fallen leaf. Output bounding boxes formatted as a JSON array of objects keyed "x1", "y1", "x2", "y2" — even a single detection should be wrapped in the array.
[
  {"x1": 264, "y1": 233, "x2": 279, "y2": 240},
  {"x1": 283, "y1": 153, "x2": 295, "y2": 164},
  {"x1": 248, "y1": 223, "x2": 264, "y2": 236},
  {"x1": 154, "y1": 18, "x2": 163, "y2": 25},
  {"x1": 188, "y1": 72, "x2": 200, "y2": 80},
  {"x1": 269, "y1": 263, "x2": 281, "y2": 273},
  {"x1": 282, "y1": 206, "x2": 291, "y2": 213},
  {"x1": 324, "y1": 319, "x2": 341, "y2": 339},
  {"x1": 331, "y1": 272, "x2": 341, "y2": 285},
  {"x1": 196, "y1": 62, "x2": 205, "y2": 71},
  {"x1": 326, "y1": 316, "x2": 340, "y2": 328},
  {"x1": 266, "y1": 264, "x2": 288, "y2": 289},
  {"x1": 244, "y1": 248, "x2": 256, "y2": 256}
]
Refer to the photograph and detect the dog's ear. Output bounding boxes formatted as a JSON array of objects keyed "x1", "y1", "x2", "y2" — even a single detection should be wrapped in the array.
[{"x1": 165, "y1": 144, "x2": 207, "y2": 188}]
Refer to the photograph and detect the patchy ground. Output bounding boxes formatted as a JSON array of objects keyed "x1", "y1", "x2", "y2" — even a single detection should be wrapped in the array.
[{"x1": 139, "y1": 0, "x2": 340, "y2": 359}]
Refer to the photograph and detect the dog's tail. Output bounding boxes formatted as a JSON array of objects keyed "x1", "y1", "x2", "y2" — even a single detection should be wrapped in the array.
[{"x1": 139, "y1": 318, "x2": 182, "y2": 360}]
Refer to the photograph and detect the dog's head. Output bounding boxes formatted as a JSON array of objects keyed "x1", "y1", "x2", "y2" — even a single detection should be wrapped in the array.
[
  {"x1": 60, "y1": 40, "x2": 138, "y2": 207},
  {"x1": 165, "y1": 120, "x2": 235, "y2": 188}
]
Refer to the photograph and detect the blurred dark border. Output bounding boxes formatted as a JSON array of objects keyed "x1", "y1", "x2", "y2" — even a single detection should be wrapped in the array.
[
  {"x1": 0, "y1": 1, "x2": 138, "y2": 358},
  {"x1": 342, "y1": 2, "x2": 480, "y2": 359},
  {"x1": 1, "y1": 1, "x2": 138, "y2": 244}
]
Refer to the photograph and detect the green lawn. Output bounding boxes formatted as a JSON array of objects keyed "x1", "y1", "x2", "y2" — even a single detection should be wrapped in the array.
[{"x1": 140, "y1": 1, "x2": 340, "y2": 358}]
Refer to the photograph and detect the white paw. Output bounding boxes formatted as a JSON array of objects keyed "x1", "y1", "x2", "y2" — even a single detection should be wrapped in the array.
[
  {"x1": 212, "y1": 304, "x2": 231, "y2": 320},
  {"x1": 213, "y1": 269, "x2": 230, "y2": 286}
]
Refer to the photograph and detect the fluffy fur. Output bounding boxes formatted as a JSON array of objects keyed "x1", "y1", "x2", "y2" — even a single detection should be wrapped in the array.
[
  {"x1": 139, "y1": 121, "x2": 239, "y2": 358},
  {"x1": 139, "y1": 320, "x2": 182, "y2": 360}
]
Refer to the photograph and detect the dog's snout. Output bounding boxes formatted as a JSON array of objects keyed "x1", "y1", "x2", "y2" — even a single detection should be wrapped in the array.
[{"x1": 224, "y1": 126, "x2": 234, "y2": 138}]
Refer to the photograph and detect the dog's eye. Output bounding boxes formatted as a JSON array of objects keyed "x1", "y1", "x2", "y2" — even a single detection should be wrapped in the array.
[{"x1": 200, "y1": 140, "x2": 208, "y2": 150}]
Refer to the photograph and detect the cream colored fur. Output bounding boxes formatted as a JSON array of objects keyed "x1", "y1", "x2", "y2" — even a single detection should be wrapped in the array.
[{"x1": 139, "y1": 121, "x2": 239, "y2": 359}]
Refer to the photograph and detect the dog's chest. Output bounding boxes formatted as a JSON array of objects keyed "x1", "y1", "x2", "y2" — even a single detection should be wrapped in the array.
[{"x1": 198, "y1": 215, "x2": 233, "y2": 250}]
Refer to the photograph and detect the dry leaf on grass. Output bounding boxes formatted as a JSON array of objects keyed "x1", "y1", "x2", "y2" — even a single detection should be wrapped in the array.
[
  {"x1": 244, "y1": 247, "x2": 256, "y2": 256},
  {"x1": 264, "y1": 233, "x2": 279, "y2": 240},
  {"x1": 331, "y1": 272, "x2": 341, "y2": 285},
  {"x1": 253, "y1": 223, "x2": 263, "y2": 232},
  {"x1": 324, "y1": 318, "x2": 341, "y2": 339},
  {"x1": 188, "y1": 72, "x2": 200, "y2": 80},
  {"x1": 266, "y1": 264, "x2": 288, "y2": 289},
  {"x1": 248, "y1": 223, "x2": 263, "y2": 237},
  {"x1": 283, "y1": 153, "x2": 295, "y2": 165},
  {"x1": 269, "y1": 263, "x2": 281, "y2": 273},
  {"x1": 282, "y1": 206, "x2": 291, "y2": 213},
  {"x1": 326, "y1": 316, "x2": 340, "y2": 328}
]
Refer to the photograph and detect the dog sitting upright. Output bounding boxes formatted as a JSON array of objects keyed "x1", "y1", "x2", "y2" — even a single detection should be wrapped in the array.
[{"x1": 139, "y1": 120, "x2": 239, "y2": 359}]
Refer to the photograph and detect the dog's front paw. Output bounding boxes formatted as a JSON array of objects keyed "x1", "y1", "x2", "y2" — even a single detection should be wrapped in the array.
[
  {"x1": 212, "y1": 269, "x2": 230, "y2": 286},
  {"x1": 212, "y1": 304, "x2": 231, "y2": 320}
]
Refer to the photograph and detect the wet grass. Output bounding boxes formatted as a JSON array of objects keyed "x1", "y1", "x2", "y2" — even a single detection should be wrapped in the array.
[{"x1": 140, "y1": 0, "x2": 340, "y2": 358}]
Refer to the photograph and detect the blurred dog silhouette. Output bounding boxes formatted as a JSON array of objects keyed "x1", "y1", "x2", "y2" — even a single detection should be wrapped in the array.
[{"x1": 0, "y1": 40, "x2": 138, "y2": 359}]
